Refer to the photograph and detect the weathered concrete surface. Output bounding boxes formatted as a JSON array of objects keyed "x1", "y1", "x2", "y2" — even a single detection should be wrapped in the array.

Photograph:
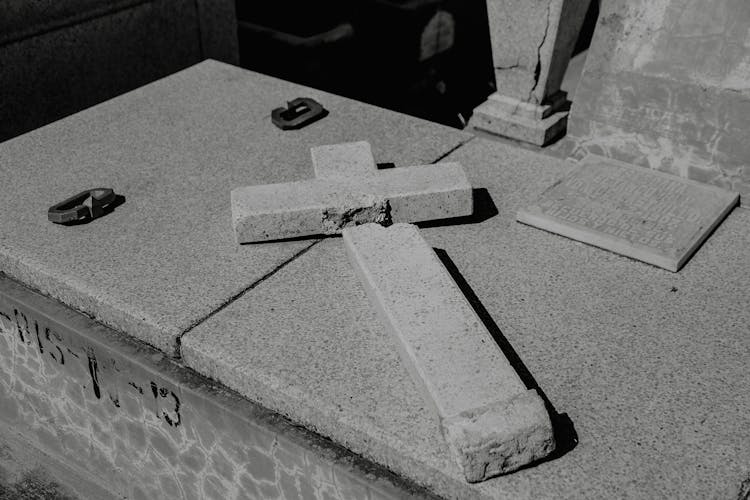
[
  {"x1": 232, "y1": 163, "x2": 473, "y2": 243},
  {"x1": 567, "y1": 0, "x2": 750, "y2": 204},
  {"x1": 0, "y1": 60, "x2": 472, "y2": 355},
  {"x1": 471, "y1": 0, "x2": 590, "y2": 144},
  {"x1": 343, "y1": 223, "x2": 554, "y2": 482},
  {"x1": 518, "y1": 155, "x2": 739, "y2": 271},
  {"x1": 311, "y1": 141, "x2": 378, "y2": 178},
  {"x1": 183, "y1": 138, "x2": 750, "y2": 499},
  {"x1": 0, "y1": 275, "x2": 437, "y2": 500}
]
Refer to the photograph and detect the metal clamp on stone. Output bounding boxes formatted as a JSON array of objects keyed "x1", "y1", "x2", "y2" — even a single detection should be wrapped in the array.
[
  {"x1": 231, "y1": 141, "x2": 473, "y2": 243},
  {"x1": 47, "y1": 188, "x2": 118, "y2": 225},
  {"x1": 271, "y1": 97, "x2": 328, "y2": 130}
]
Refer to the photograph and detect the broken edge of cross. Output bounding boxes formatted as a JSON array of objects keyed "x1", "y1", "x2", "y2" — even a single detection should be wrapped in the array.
[
  {"x1": 229, "y1": 141, "x2": 559, "y2": 482},
  {"x1": 230, "y1": 140, "x2": 473, "y2": 244}
]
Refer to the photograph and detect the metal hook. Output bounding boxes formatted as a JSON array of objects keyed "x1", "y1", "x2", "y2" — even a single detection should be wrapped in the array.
[{"x1": 48, "y1": 188, "x2": 118, "y2": 224}]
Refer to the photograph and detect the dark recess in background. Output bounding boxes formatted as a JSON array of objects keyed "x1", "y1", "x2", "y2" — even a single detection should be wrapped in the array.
[
  {"x1": 573, "y1": 0, "x2": 599, "y2": 57},
  {"x1": 235, "y1": 0, "x2": 600, "y2": 129}
]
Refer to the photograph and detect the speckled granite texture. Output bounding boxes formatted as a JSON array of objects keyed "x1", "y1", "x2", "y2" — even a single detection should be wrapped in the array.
[
  {"x1": 343, "y1": 223, "x2": 554, "y2": 482},
  {"x1": 0, "y1": 60, "x2": 472, "y2": 355},
  {"x1": 183, "y1": 138, "x2": 750, "y2": 499},
  {"x1": 311, "y1": 141, "x2": 378, "y2": 178}
]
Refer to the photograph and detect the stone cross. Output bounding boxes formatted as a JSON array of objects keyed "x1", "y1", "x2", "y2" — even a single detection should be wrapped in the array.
[
  {"x1": 231, "y1": 143, "x2": 556, "y2": 481},
  {"x1": 231, "y1": 141, "x2": 473, "y2": 243}
]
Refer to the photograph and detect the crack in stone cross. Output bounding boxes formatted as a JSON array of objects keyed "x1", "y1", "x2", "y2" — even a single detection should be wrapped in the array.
[{"x1": 231, "y1": 141, "x2": 473, "y2": 243}]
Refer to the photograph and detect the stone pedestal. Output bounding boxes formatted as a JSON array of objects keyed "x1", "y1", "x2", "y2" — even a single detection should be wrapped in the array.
[
  {"x1": 472, "y1": 90, "x2": 569, "y2": 146},
  {"x1": 566, "y1": 0, "x2": 750, "y2": 204},
  {"x1": 470, "y1": 0, "x2": 591, "y2": 145}
]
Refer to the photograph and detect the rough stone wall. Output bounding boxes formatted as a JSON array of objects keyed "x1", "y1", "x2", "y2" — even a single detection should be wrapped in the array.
[
  {"x1": 0, "y1": 278, "x2": 424, "y2": 500},
  {"x1": 568, "y1": 0, "x2": 750, "y2": 203}
]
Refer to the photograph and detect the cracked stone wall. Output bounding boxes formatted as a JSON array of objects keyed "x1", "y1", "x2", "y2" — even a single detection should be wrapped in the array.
[
  {"x1": 486, "y1": 0, "x2": 590, "y2": 105},
  {"x1": 568, "y1": 0, "x2": 750, "y2": 203}
]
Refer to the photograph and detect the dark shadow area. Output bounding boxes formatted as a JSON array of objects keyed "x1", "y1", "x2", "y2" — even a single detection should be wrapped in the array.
[
  {"x1": 54, "y1": 194, "x2": 126, "y2": 226},
  {"x1": 376, "y1": 162, "x2": 396, "y2": 170},
  {"x1": 433, "y1": 248, "x2": 578, "y2": 463},
  {"x1": 236, "y1": 0, "x2": 495, "y2": 128},
  {"x1": 0, "y1": 467, "x2": 76, "y2": 500},
  {"x1": 416, "y1": 187, "x2": 497, "y2": 229},
  {"x1": 241, "y1": 233, "x2": 332, "y2": 245},
  {"x1": 573, "y1": 0, "x2": 600, "y2": 57}
]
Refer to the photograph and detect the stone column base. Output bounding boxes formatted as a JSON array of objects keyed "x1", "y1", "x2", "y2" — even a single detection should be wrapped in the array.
[{"x1": 469, "y1": 91, "x2": 569, "y2": 146}]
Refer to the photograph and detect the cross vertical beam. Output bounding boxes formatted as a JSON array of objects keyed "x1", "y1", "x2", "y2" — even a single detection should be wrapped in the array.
[{"x1": 343, "y1": 223, "x2": 556, "y2": 482}]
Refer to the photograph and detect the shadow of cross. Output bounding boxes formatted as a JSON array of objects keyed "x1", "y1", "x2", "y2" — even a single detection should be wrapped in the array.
[{"x1": 230, "y1": 141, "x2": 473, "y2": 243}]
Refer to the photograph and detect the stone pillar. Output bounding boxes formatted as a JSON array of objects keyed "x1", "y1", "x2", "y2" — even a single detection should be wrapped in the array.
[
  {"x1": 566, "y1": 0, "x2": 750, "y2": 204},
  {"x1": 470, "y1": 0, "x2": 591, "y2": 145}
]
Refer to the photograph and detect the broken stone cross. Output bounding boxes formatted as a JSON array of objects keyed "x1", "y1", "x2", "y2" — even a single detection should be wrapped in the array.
[
  {"x1": 231, "y1": 141, "x2": 473, "y2": 243},
  {"x1": 231, "y1": 142, "x2": 556, "y2": 482}
]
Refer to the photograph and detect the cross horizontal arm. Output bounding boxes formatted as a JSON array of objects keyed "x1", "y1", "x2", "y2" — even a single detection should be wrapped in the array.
[{"x1": 231, "y1": 163, "x2": 472, "y2": 243}]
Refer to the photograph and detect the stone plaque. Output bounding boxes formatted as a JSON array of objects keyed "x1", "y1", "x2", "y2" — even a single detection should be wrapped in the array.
[{"x1": 517, "y1": 155, "x2": 739, "y2": 271}]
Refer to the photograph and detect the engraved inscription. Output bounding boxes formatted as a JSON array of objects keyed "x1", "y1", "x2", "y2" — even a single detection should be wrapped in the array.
[
  {"x1": 0, "y1": 290, "x2": 409, "y2": 500},
  {"x1": 0, "y1": 305, "x2": 182, "y2": 427},
  {"x1": 519, "y1": 157, "x2": 739, "y2": 271},
  {"x1": 537, "y1": 164, "x2": 705, "y2": 250}
]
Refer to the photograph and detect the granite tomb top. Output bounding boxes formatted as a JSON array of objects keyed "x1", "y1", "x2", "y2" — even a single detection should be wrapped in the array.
[
  {"x1": 0, "y1": 60, "x2": 472, "y2": 355},
  {"x1": 2, "y1": 57, "x2": 748, "y2": 500},
  {"x1": 183, "y1": 139, "x2": 750, "y2": 499}
]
